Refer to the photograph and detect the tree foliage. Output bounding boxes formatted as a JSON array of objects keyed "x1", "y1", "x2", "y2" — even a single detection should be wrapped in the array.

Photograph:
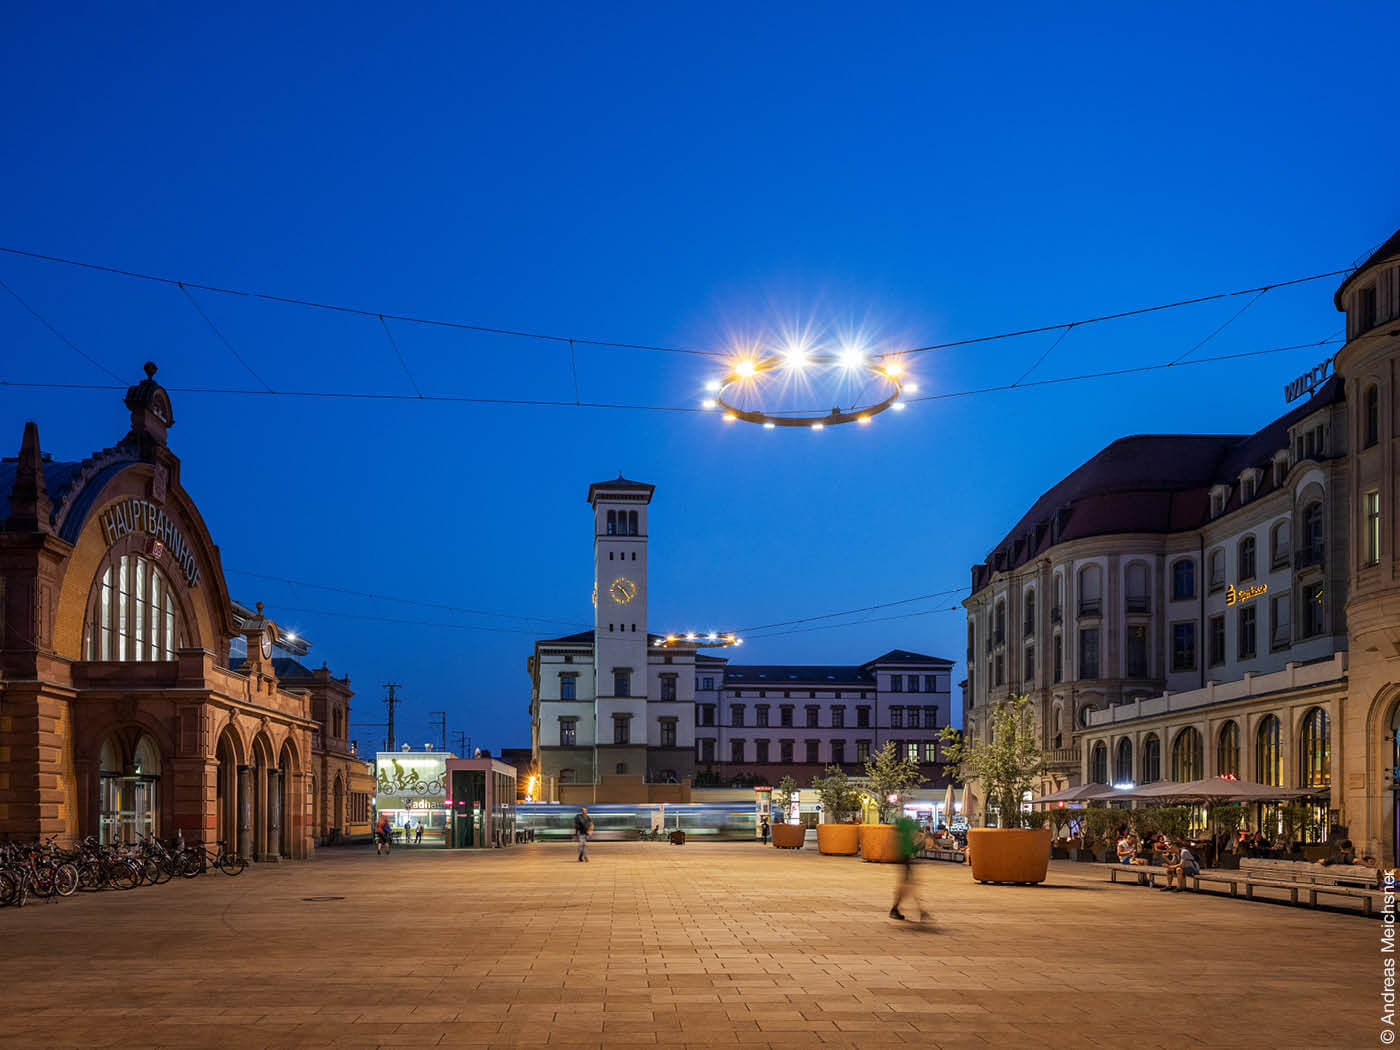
[
  {"x1": 863, "y1": 741, "x2": 925, "y2": 823},
  {"x1": 771, "y1": 775, "x2": 798, "y2": 824},
  {"x1": 937, "y1": 694, "x2": 1044, "y2": 829},
  {"x1": 810, "y1": 765, "x2": 862, "y2": 824}
]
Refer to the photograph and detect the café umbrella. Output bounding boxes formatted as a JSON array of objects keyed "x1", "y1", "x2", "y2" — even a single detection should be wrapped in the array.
[
  {"x1": 1031, "y1": 783, "x2": 1123, "y2": 805},
  {"x1": 1125, "y1": 777, "x2": 1316, "y2": 802},
  {"x1": 941, "y1": 783, "x2": 956, "y2": 823},
  {"x1": 960, "y1": 783, "x2": 978, "y2": 825}
]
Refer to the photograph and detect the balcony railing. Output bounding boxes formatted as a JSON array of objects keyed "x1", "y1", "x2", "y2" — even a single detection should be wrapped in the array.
[
  {"x1": 1125, "y1": 596, "x2": 1151, "y2": 614},
  {"x1": 1078, "y1": 598, "x2": 1102, "y2": 617}
]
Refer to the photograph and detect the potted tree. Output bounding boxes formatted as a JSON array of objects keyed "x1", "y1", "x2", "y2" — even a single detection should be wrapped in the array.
[
  {"x1": 770, "y1": 775, "x2": 805, "y2": 848},
  {"x1": 937, "y1": 695, "x2": 1052, "y2": 884},
  {"x1": 812, "y1": 766, "x2": 862, "y2": 855},
  {"x1": 859, "y1": 741, "x2": 925, "y2": 862}
]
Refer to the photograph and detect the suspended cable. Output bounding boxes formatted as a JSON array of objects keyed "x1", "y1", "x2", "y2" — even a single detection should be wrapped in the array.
[
  {"x1": 1167, "y1": 287, "x2": 1270, "y2": 366},
  {"x1": 378, "y1": 315, "x2": 423, "y2": 397},
  {"x1": 1013, "y1": 323, "x2": 1075, "y2": 386},
  {"x1": 744, "y1": 604, "x2": 965, "y2": 641},
  {"x1": 266, "y1": 604, "x2": 564, "y2": 637},
  {"x1": 568, "y1": 338, "x2": 581, "y2": 406},
  {"x1": 739, "y1": 586, "x2": 967, "y2": 633},
  {"x1": 178, "y1": 282, "x2": 275, "y2": 391},
  {"x1": 0, "y1": 245, "x2": 724, "y2": 359},
  {"x1": 0, "y1": 274, "x2": 121, "y2": 381},
  {"x1": 225, "y1": 568, "x2": 592, "y2": 627}
]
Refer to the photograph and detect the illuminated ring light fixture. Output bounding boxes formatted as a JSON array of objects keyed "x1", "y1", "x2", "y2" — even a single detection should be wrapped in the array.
[
  {"x1": 701, "y1": 348, "x2": 916, "y2": 429},
  {"x1": 654, "y1": 631, "x2": 742, "y2": 648}
]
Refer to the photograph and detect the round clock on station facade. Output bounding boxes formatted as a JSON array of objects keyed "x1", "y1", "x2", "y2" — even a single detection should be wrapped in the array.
[
  {"x1": 261, "y1": 626, "x2": 275, "y2": 660},
  {"x1": 610, "y1": 577, "x2": 638, "y2": 605}
]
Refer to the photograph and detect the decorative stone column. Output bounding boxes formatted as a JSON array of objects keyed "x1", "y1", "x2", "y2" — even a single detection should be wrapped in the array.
[
  {"x1": 266, "y1": 768, "x2": 282, "y2": 862},
  {"x1": 237, "y1": 765, "x2": 252, "y2": 860}
]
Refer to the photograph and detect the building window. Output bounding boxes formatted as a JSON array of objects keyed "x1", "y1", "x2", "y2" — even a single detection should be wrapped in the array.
[
  {"x1": 756, "y1": 740, "x2": 770, "y2": 763},
  {"x1": 1171, "y1": 559, "x2": 1195, "y2": 601},
  {"x1": 660, "y1": 721, "x2": 677, "y2": 748},
  {"x1": 806, "y1": 740, "x2": 819, "y2": 764},
  {"x1": 780, "y1": 740, "x2": 794, "y2": 763},
  {"x1": 559, "y1": 768, "x2": 576, "y2": 785},
  {"x1": 1270, "y1": 594, "x2": 1291, "y2": 650},
  {"x1": 1171, "y1": 728, "x2": 1203, "y2": 781},
  {"x1": 890, "y1": 674, "x2": 903, "y2": 693},
  {"x1": 1090, "y1": 743, "x2": 1108, "y2": 785},
  {"x1": 1271, "y1": 520, "x2": 1291, "y2": 569},
  {"x1": 613, "y1": 716, "x2": 630, "y2": 745},
  {"x1": 1365, "y1": 385, "x2": 1380, "y2": 449},
  {"x1": 1124, "y1": 562, "x2": 1149, "y2": 613},
  {"x1": 1114, "y1": 738, "x2": 1133, "y2": 785},
  {"x1": 560, "y1": 720, "x2": 577, "y2": 747},
  {"x1": 1078, "y1": 565, "x2": 1102, "y2": 616},
  {"x1": 606, "y1": 510, "x2": 617, "y2": 535},
  {"x1": 731, "y1": 740, "x2": 744, "y2": 763},
  {"x1": 924, "y1": 705, "x2": 936, "y2": 727},
  {"x1": 1125, "y1": 625, "x2": 1147, "y2": 678},
  {"x1": 994, "y1": 652, "x2": 1005, "y2": 686},
  {"x1": 660, "y1": 677, "x2": 677, "y2": 701},
  {"x1": 1238, "y1": 535, "x2": 1256, "y2": 581},
  {"x1": 731, "y1": 704, "x2": 745, "y2": 727},
  {"x1": 923, "y1": 742, "x2": 937, "y2": 763},
  {"x1": 560, "y1": 675, "x2": 576, "y2": 700},
  {"x1": 1023, "y1": 588, "x2": 1036, "y2": 636},
  {"x1": 1024, "y1": 645, "x2": 1036, "y2": 681},
  {"x1": 757, "y1": 706, "x2": 770, "y2": 728},
  {"x1": 1208, "y1": 549, "x2": 1225, "y2": 592},
  {"x1": 831, "y1": 706, "x2": 845, "y2": 728},
  {"x1": 86, "y1": 554, "x2": 185, "y2": 662},
  {"x1": 924, "y1": 674, "x2": 937, "y2": 692},
  {"x1": 1208, "y1": 614, "x2": 1226, "y2": 667},
  {"x1": 1218, "y1": 721, "x2": 1240, "y2": 778},
  {"x1": 1053, "y1": 635, "x2": 1063, "y2": 683},
  {"x1": 1237, "y1": 605, "x2": 1256, "y2": 660},
  {"x1": 780, "y1": 706, "x2": 794, "y2": 728},
  {"x1": 831, "y1": 740, "x2": 846, "y2": 764},
  {"x1": 1299, "y1": 707, "x2": 1330, "y2": 788},
  {"x1": 699, "y1": 738, "x2": 715, "y2": 763},
  {"x1": 1256, "y1": 715, "x2": 1282, "y2": 786},
  {"x1": 702, "y1": 676, "x2": 714, "y2": 691},
  {"x1": 856, "y1": 739, "x2": 871, "y2": 762},
  {"x1": 1141, "y1": 735, "x2": 1161, "y2": 783},
  {"x1": 1241, "y1": 474, "x2": 1257, "y2": 503},
  {"x1": 1364, "y1": 490, "x2": 1381, "y2": 567},
  {"x1": 614, "y1": 671, "x2": 630, "y2": 697},
  {"x1": 994, "y1": 600, "x2": 1006, "y2": 644},
  {"x1": 891, "y1": 707, "x2": 904, "y2": 729},
  {"x1": 905, "y1": 742, "x2": 919, "y2": 763},
  {"x1": 1078, "y1": 628, "x2": 1100, "y2": 680},
  {"x1": 1358, "y1": 285, "x2": 1378, "y2": 333},
  {"x1": 857, "y1": 706, "x2": 870, "y2": 728},
  {"x1": 703, "y1": 705, "x2": 716, "y2": 726},
  {"x1": 805, "y1": 706, "x2": 819, "y2": 728},
  {"x1": 907, "y1": 707, "x2": 921, "y2": 730},
  {"x1": 1301, "y1": 502, "x2": 1325, "y2": 565},
  {"x1": 1171, "y1": 622, "x2": 1196, "y2": 672},
  {"x1": 1302, "y1": 583, "x2": 1326, "y2": 637}
]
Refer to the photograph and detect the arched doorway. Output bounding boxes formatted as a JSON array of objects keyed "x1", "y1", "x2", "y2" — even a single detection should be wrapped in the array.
[
  {"x1": 98, "y1": 733, "x2": 162, "y2": 843},
  {"x1": 278, "y1": 740, "x2": 298, "y2": 859},
  {"x1": 215, "y1": 726, "x2": 244, "y2": 852},
  {"x1": 333, "y1": 774, "x2": 344, "y2": 839},
  {"x1": 251, "y1": 733, "x2": 274, "y2": 860}
]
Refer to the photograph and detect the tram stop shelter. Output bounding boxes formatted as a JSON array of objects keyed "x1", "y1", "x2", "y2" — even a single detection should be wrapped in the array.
[{"x1": 444, "y1": 757, "x2": 518, "y2": 848}]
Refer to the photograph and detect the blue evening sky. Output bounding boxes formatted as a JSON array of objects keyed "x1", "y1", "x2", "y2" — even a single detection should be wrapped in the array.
[{"x1": 3, "y1": 4, "x2": 1397, "y2": 751}]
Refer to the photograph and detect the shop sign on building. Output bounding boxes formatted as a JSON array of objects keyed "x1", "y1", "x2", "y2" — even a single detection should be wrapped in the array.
[
  {"x1": 375, "y1": 752, "x2": 448, "y2": 811},
  {"x1": 98, "y1": 497, "x2": 201, "y2": 587}
]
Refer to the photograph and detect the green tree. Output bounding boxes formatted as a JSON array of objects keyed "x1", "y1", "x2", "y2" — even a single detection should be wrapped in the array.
[
  {"x1": 937, "y1": 694, "x2": 1045, "y2": 829},
  {"x1": 863, "y1": 741, "x2": 925, "y2": 823},
  {"x1": 772, "y1": 775, "x2": 798, "y2": 824},
  {"x1": 810, "y1": 765, "x2": 861, "y2": 824}
]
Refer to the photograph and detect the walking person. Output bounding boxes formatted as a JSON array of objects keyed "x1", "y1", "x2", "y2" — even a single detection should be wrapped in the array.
[
  {"x1": 760, "y1": 816, "x2": 770, "y2": 845},
  {"x1": 414, "y1": 821, "x2": 424, "y2": 846},
  {"x1": 375, "y1": 813, "x2": 392, "y2": 855},
  {"x1": 890, "y1": 814, "x2": 931, "y2": 923},
  {"x1": 575, "y1": 807, "x2": 593, "y2": 862}
]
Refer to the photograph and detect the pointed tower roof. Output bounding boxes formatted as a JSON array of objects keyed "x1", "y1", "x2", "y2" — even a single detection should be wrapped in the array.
[{"x1": 6, "y1": 421, "x2": 54, "y2": 534}]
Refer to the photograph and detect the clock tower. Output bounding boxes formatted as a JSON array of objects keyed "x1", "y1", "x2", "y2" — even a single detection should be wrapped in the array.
[{"x1": 588, "y1": 476, "x2": 654, "y2": 780}]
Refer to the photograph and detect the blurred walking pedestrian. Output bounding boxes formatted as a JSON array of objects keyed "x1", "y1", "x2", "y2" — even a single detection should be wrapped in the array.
[
  {"x1": 890, "y1": 814, "x2": 930, "y2": 923},
  {"x1": 575, "y1": 807, "x2": 593, "y2": 862}
]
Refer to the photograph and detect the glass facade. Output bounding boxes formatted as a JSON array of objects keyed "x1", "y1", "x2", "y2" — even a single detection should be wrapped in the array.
[{"x1": 376, "y1": 752, "x2": 449, "y2": 846}]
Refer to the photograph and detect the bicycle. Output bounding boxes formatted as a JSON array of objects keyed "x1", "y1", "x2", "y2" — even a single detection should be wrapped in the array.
[{"x1": 179, "y1": 841, "x2": 247, "y2": 877}]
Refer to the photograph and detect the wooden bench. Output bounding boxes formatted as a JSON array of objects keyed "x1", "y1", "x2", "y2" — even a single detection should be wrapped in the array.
[
  {"x1": 925, "y1": 847, "x2": 966, "y2": 863},
  {"x1": 1240, "y1": 858, "x2": 1382, "y2": 889},
  {"x1": 1096, "y1": 861, "x2": 1384, "y2": 915}
]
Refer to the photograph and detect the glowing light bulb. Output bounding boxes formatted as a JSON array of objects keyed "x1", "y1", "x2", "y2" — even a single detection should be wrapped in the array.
[
  {"x1": 810, "y1": 423, "x2": 824, "y2": 431},
  {"x1": 685, "y1": 632, "x2": 696, "y2": 641},
  {"x1": 783, "y1": 344, "x2": 809, "y2": 369},
  {"x1": 707, "y1": 632, "x2": 717, "y2": 641},
  {"x1": 734, "y1": 359, "x2": 757, "y2": 378},
  {"x1": 883, "y1": 361, "x2": 904, "y2": 378},
  {"x1": 702, "y1": 399, "x2": 716, "y2": 410},
  {"x1": 722, "y1": 413, "x2": 736, "y2": 423},
  {"x1": 838, "y1": 345, "x2": 865, "y2": 370},
  {"x1": 763, "y1": 421, "x2": 776, "y2": 429},
  {"x1": 857, "y1": 415, "x2": 871, "y2": 425}
]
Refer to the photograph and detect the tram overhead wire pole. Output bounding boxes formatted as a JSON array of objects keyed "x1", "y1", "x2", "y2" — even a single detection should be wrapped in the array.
[
  {"x1": 429, "y1": 710, "x2": 446, "y2": 754},
  {"x1": 382, "y1": 682, "x2": 402, "y2": 752}
]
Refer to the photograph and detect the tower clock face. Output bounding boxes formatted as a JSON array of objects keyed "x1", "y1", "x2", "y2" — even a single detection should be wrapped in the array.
[
  {"x1": 610, "y1": 576, "x2": 638, "y2": 605},
  {"x1": 261, "y1": 627, "x2": 274, "y2": 659}
]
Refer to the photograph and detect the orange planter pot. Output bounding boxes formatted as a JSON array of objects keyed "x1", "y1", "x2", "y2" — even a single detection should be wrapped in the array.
[
  {"x1": 860, "y1": 824, "x2": 901, "y2": 863},
  {"x1": 771, "y1": 823, "x2": 806, "y2": 849},
  {"x1": 967, "y1": 828, "x2": 1053, "y2": 884},
  {"x1": 816, "y1": 824, "x2": 860, "y2": 855}
]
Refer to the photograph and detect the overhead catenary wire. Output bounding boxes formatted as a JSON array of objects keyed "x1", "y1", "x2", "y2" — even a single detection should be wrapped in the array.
[
  {"x1": 743, "y1": 603, "x2": 965, "y2": 641},
  {"x1": 0, "y1": 273, "x2": 121, "y2": 381},
  {"x1": 739, "y1": 586, "x2": 968, "y2": 633},
  {"x1": 378, "y1": 314, "x2": 423, "y2": 397},
  {"x1": 1166, "y1": 287, "x2": 1270, "y2": 366},
  {"x1": 178, "y1": 282, "x2": 275, "y2": 392}
]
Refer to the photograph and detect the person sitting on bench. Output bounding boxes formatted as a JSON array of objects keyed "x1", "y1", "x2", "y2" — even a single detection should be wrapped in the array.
[
  {"x1": 1160, "y1": 837, "x2": 1200, "y2": 893},
  {"x1": 1318, "y1": 839, "x2": 1356, "y2": 867}
]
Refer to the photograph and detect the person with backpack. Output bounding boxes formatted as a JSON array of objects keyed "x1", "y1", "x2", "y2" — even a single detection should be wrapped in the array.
[
  {"x1": 375, "y1": 813, "x2": 392, "y2": 855},
  {"x1": 574, "y1": 807, "x2": 593, "y2": 862}
]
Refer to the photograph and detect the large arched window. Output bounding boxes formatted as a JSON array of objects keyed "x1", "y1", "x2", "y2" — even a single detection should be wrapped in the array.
[
  {"x1": 1114, "y1": 738, "x2": 1133, "y2": 785},
  {"x1": 1365, "y1": 385, "x2": 1380, "y2": 449},
  {"x1": 1299, "y1": 706, "x2": 1331, "y2": 788},
  {"x1": 628, "y1": 510, "x2": 639, "y2": 535},
  {"x1": 1078, "y1": 565, "x2": 1102, "y2": 616},
  {"x1": 1171, "y1": 727, "x2": 1203, "y2": 781},
  {"x1": 1141, "y1": 734, "x2": 1161, "y2": 783},
  {"x1": 1302, "y1": 502, "x2": 1324, "y2": 562},
  {"x1": 1090, "y1": 742, "x2": 1108, "y2": 784},
  {"x1": 1217, "y1": 721, "x2": 1240, "y2": 777},
  {"x1": 85, "y1": 553, "x2": 184, "y2": 662},
  {"x1": 1023, "y1": 588, "x2": 1035, "y2": 636},
  {"x1": 1270, "y1": 520, "x2": 1291, "y2": 570},
  {"x1": 99, "y1": 733, "x2": 161, "y2": 844},
  {"x1": 994, "y1": 599, "x2": 1006, "y2": 644},
  {"x1": 1238, "y1": 536, "x2": 1256, "y2": 580},
  {"x1": 1171, "y1": 558, "x2": 1195, "y2": 601},
  {"x1": 606, "y1": 510, "x2": 617, "y2": 535},
  {"x1": 1256, "y1": 715, "x2": 1282, "y2": 786}
]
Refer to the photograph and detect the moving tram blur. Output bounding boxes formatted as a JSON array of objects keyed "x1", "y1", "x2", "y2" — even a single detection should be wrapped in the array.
[{"x1": 517, "y1": 802, "x2": 756, "y2": 841}]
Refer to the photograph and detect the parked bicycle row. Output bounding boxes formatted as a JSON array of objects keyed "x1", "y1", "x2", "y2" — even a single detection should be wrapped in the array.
[{"x1": 0, "y1": 835, "x2": 246, "y2": 907}]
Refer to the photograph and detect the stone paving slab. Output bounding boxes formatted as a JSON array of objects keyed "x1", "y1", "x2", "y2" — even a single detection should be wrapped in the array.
[{"x1": 0, "y1": 843, "x2": 1386, "y2": 1049}]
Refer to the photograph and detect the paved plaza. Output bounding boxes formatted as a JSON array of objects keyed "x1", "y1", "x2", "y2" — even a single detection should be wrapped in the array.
[{"x1": 0, "y1": 843, "x2": 1383, "y2": 1050}]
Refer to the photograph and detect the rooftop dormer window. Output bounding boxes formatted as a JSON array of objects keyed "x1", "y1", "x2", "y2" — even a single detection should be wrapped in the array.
[
  {"x1": 1239, "y1": 469, "x2": 1259, "y2": 504},
  {"x1": 1355, "y1": 284, "x2": 1377, "y2": 337},
  {"x1": 1209, "y1": 484, "x2": 1229, "y2": 519}
]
